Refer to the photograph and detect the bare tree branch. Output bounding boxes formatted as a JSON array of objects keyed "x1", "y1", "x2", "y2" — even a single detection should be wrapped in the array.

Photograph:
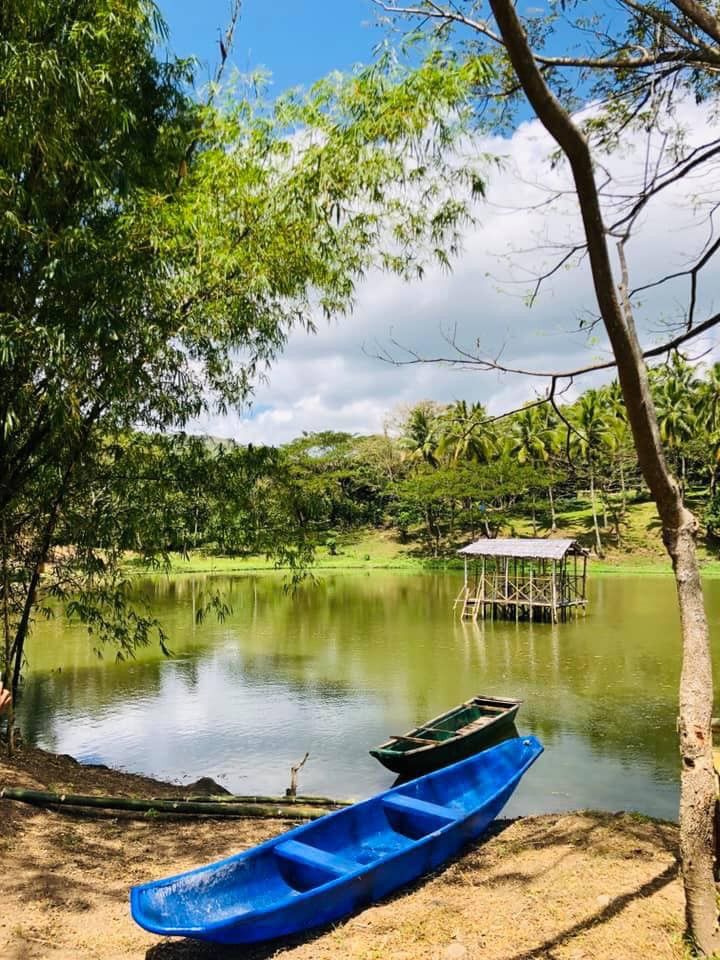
[
  {"x1": 671, "y1": 0, "x2": 720, "y2": 45},
  {"x1": 373, "y1": 0, "x2": 720, "y2": 66}
]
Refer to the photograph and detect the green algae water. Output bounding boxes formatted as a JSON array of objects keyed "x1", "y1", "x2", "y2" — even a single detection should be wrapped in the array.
[{"x1": 15, "y1": 572, "x2": 720, "y2": 821}]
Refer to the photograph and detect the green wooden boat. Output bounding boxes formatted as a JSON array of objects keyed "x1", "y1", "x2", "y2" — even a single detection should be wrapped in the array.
[{"x1": 370, "y1": 695, "x2": 522, "y2": 776}]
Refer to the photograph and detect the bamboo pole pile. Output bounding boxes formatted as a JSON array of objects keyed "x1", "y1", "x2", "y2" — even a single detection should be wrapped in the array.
[{"x1": 0, "y1": 786, "x2": 349, "y2": 820}]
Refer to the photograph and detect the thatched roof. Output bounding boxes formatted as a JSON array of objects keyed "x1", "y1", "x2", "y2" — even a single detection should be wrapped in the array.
[{"x1": 458, "y1": 538, "x2": 587, "y2": 560}]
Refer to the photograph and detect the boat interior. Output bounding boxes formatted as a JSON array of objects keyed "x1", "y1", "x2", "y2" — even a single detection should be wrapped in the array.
[{"x1": 386, "y1": 699, "x2": 518, "y2": 754}]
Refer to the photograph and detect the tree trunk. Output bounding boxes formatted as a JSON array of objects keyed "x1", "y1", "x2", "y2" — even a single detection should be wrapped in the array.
[
  {"x1": 487, "y1": 3, "x2": 719, "y2": 947},
  {"x1": 589, "y1": 468, "x2": 604, "y2": 558},
  {"x1": 531, "y1": 495, "x2": 537, "y2": 536},
  {"x1": 2, "y1": 520, "x2": 14, "y2": 758},
  {"x1": 619, "y1": 458, "x2": 627, "y2": 512},
  {"x1": 667, "y1": 515, "x2": 718, "y2": 945},
  {"x1": 548, "y1": 485, "x2": 557, "y2": 531}
]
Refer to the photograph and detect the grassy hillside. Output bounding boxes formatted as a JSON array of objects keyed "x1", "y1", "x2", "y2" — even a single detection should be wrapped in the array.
[{"x1": 132, "y1": 492, "x2": 720, "y2": 577}]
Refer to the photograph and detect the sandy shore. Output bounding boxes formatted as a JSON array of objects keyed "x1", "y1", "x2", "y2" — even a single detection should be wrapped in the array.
[{"x1": 0, "y1": 744, "x2": 685, "y2": 960}]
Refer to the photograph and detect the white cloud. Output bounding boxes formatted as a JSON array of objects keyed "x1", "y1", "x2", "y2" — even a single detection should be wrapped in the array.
[{"x1": 192, "y1": 100, "x2": 720, "y2": 445}]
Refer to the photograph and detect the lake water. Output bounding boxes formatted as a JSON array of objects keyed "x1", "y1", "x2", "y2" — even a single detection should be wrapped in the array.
[{"x1": 15, "y1": 571, "x2": 720, "y2": 821}]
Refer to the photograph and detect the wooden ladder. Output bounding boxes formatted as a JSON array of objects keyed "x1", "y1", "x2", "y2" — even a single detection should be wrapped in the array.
[{"x1": 455, "y1": 585, "x2": 481, "y2": 621}]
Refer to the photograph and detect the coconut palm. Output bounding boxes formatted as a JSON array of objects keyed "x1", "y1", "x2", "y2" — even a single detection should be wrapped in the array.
[
  {"x1": 437, "y1": 400, "x2": 496, "y2": 464},
  {"x1": 507, "y1": 403, "x2": 560, "y2": 533},
  {"x1": 398, "y1": 403, "x2": 441, "y2": 467},
  {"x1": 652, "y1": 353, "x2": 698, "y2": 498},
  {"x1": 570, "y1": 389, "x2": 615, "y2": 557},
  {"x1": 695, "y1": 362, "x2": 720, "y2": 496},
  {"x1": 604, "y1": 381, "x2": 632, "y2": 512}
]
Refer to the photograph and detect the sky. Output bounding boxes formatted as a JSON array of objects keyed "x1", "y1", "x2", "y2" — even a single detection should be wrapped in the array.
[
  {"x1": 160, "y1": 0, "x2": 378, "y2": 92},
  {"x1": 157, "y1": 1, "x2": 720, "y2": 445}
]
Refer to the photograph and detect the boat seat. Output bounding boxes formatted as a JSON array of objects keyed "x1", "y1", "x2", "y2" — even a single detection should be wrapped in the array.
[
  {"x1": 274, "y1": 840, "x2": 356, "y2": 877},
  {"x1": 455, "y1": 717, "x2": 494, "y2": 735},
  {"x1": 383, "y1": 793, "x2": 462, "y2": 824}
]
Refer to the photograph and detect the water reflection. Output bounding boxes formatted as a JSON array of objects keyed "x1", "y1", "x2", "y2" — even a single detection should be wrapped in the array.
[{"x1": 15, "y1": 571, "x2": 718, "y2": 820}]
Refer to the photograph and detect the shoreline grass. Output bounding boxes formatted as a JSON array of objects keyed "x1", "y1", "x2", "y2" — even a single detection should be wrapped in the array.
[
  {"x1": 124, "y1": 541, "x2": 720, "y2": 578},
  {"x1": 124, "y1": 496, "x2": 720, "y2": 578}
]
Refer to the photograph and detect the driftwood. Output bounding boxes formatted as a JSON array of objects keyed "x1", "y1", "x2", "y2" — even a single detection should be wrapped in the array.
[
  {"x1": 0, "y1": 786, "x2": 341, "y2": 820},
  {"x1": 286, "y1": 751, "x2": 310, "y2": 798}
]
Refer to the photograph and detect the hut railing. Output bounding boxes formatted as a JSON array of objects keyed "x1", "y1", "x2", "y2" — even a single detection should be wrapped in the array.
[{"x1": 470, "y1": 573, "x2": 586, "y2": 607}]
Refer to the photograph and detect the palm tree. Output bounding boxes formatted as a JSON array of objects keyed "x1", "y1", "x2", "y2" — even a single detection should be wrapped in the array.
[
  {"x1": 437, "y1": 400, "x2": 496, "y2": 464},
  {"x1": 399, "y1": 403, "x2": 441, "y2": 467},
  {"x1": 695, "y1": 362, "x2": 720, "y2": 496},
  {"x1": 507, "y1": 403, "x2": 559, "y2": 534},
  {"x1": 604, "y1": 380, "x2": 632, "y2": 514},
  {"x1": 571, "y1": 389, "x2": 615, "y2": 557},
  {"x1": 652, "y1": 353, "x2": 698, "y2": 498}
]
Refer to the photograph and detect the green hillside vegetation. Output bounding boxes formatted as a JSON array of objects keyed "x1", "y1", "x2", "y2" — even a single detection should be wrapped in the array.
[{"x1": 120, "y1": 354, "x2": 720, "y2": 577}]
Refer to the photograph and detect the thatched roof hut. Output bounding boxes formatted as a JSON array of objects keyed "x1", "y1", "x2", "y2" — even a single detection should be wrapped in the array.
[
  {"x1": 456, "y1": 538, "x2": 588, "y2": 623},
  {"x1": 458, "y1": 538, "x2": 587, "y2": 560}
]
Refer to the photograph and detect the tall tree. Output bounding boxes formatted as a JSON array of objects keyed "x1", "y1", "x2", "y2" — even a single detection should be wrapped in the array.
[
  {"x1": 507, "y1": 403, "x2": 560, "y2": 534},
  {"x1": 652, "y1": 354, "x2": 699, "y2": 498},
  {"x1": 696, "y1": 363, "x2": 720, "y2": 496},
  {"x1": 374, "y1": 1, "x2": 720, "y2": 947},
  {"x1": 0, "y1": 1, "x2": 490, "y2": 700},
  {"x1": 571, "y1": 390, "x2": 615, "y2": 557},
  {"x1": 399, "y1": 403, "x2": 443, "y2": 467},
  {"x1": 438, "y1": 400, "x2": 496, "y2": 464}
]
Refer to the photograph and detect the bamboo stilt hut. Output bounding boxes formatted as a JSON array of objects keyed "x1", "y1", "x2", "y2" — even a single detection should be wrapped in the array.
[{"x1": 456, "y1": 538, "x2": 589, "y2": 623}]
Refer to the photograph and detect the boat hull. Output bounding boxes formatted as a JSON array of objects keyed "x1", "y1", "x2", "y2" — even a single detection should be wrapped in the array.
[{"x1": 131, "y1": 736, "x2": 542, "y2": 945}]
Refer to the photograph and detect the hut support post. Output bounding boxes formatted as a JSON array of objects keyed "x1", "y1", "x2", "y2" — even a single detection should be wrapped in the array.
[
  {"x1": 480, "y1": 556, "x2": 485, "y2": 619},
  {"x1": 504, "y1": 556, "x2": 509, "y2": 618},
  {"x1": 529, "y1": 564, "x2": 534, "y2": 622}
]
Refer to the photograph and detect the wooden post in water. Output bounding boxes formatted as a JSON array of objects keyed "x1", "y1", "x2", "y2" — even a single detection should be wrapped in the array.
[
  {"x1": 529, "y1": 563, "x2": 534, "y2": 622},
  {"x1": 504, "y1": 556, "x2": 509, "y2": 619},
  {"x1": 480, "y1": 556, "x2": 486, "y2": 620}
]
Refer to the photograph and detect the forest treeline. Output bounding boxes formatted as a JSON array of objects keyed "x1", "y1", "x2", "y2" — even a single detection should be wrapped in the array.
[{"x1": 99, "y1": 353, "x2": 720, "y2": 564}]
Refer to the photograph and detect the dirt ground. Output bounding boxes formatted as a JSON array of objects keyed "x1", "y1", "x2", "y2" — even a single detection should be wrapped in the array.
[{"x1": 0, "y1": 745, "x2": 686, "y2": 960}]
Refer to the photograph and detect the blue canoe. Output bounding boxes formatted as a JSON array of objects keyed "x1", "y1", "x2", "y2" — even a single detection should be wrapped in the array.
[{"x1": 131, "y1": 735, "x2": 542, "y2": 945}]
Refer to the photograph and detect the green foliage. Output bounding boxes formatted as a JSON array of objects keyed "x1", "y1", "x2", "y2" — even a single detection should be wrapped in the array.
[
  {"x1": 1, "y1": 0, "x2": 495, "y2": 691},
  {"x1": 704, "y1": 495, "x2": 720, "y2": 540}
]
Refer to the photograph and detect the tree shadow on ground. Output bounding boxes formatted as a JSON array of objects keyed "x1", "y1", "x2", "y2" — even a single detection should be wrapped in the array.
[
  {"x1": 503, "y1": 859, "x2": 678, "y2": 960},
  {"x1": 143, "y1": 813, "x2": 679, "y2": 960},
  {"x1": 143, "y1": 819, "x2": 516, "y2": 960}
]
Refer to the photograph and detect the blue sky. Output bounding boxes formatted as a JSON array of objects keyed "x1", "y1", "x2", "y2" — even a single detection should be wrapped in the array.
[{"x1": 160, "y1": 0, "x2": 378, "y2": 93}]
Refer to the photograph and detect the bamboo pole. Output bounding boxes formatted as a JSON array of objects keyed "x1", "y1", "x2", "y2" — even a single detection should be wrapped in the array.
[
  {"x1": 504, "y1": 556, "x2": 509, "y2": 618},
  {"x1": 0, "y1": 787, "x2": 339, "y2": 820},
  {"x1": 480, "y1": 556, "x2": 486, "y2": 619},
  {"x1": 529, "y1": 565, "x2": 534, "y2": 621},
  {"x1": 152, "y1": 793, "x2": 350, "y2": 807}
]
